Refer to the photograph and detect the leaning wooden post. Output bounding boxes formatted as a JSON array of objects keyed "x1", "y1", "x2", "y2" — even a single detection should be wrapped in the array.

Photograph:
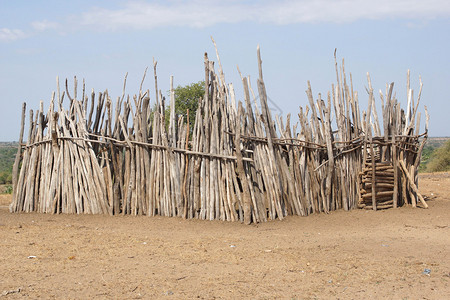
[
  {"x1": 324, "y1": 93, "x2": 335, "y2": 212},
  {"x1": 11, "y1": 102, "x2": 26, "y2": 208},
  {"x1": 182, "y1": 109, "x2": 190, "y2": 219},
  {"x1": 50, "y1": 111, "x2": 60, "y2": 214},
  {"x1": 399, "y1": 160, "x2": 428, "y2": 208},
  {"x1": 169, "y1": 75, "x2": 176, "y2": 147},
  {"x1": 409, "y1": 164, "x2": 417, "y2": 208},
  {"x1": 235, "y1": 102, "x2": 252, "y2": 224}
]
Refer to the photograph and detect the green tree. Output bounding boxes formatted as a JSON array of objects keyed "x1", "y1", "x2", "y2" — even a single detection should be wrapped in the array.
[
  {"x1": 150, "y1": 81, "x2": 204, "y2": 136},
  {"x1": 171, "y1": 81, "x2": 205, "y2": 131}
]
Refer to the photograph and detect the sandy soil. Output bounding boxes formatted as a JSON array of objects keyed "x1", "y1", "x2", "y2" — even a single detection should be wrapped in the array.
[{"x1": 1, "y1": 174, "x2": 449, "y2": 299}]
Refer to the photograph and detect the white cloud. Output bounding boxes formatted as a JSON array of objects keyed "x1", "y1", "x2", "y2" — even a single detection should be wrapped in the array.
[
  {"x1": 0, "y1": 21, "x2": 61, "y2": 43},
  {"x1": 78, "y1": 1, "x2": 253, "y2": 30},
  {"x1": 2, "y1": 0, "x2": 449, "y2": 43},
  {"x1": 31, "y1": 20, "x2": 59, "y2": 32},
  {"x1": 0, "y1": 28, "x2": 27, "y2": 42},
  {"x1": 77, "y1": 0, "x2": 450, "y2": 31}
]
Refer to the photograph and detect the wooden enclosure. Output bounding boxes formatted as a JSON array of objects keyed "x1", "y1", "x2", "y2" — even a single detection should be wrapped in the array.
[{"x1": 10, "y1": 45, "x2": 429, "y2": 223}]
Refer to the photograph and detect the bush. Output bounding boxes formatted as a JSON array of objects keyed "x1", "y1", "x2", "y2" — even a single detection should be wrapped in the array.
[
  {"x1": 425, "y1": 140, "x2": 450, "y2": 172},
  {"x1": 4, "y1": 185, "x2": 12, "y2": 194},
  {"x1": 0, "y1": 172, "x2": 8, "y2": 184}
]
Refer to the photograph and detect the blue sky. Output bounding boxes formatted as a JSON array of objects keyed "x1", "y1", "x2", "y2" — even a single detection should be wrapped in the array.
[{"x1": 1, "y1": 0, "x2": 449, "y2": 141}]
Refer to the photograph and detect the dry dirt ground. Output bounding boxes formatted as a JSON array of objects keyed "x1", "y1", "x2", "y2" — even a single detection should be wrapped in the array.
[{"x1": 1, "y1": 174, "x2": 449, "y2": 299}]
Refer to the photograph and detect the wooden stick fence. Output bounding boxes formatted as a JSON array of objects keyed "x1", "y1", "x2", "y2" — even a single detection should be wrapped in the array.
[{"x1": 10, "y1": 44, "x2": 429, "y2": 223}]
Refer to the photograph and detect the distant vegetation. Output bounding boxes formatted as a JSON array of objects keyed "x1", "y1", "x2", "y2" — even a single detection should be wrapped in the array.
[
  {"x1": 419, "y1": 145, "x2": 434, "y2": 170},
  {"x1": 423, "y1": 139, "x2": 450, "y2": 173},
  {"x1": 0, "y1": 143, "x2": 17, "y2": 184},
  {"x1": 419, "y1": 137, "x2": 449, "y2": 172}
]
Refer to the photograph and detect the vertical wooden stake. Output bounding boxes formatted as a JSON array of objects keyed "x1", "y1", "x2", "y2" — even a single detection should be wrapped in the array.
[
  {"x1": 235, "y1": 102, "x2": 251, "y2": 224},
  {"x1": 369, "y1": 130, "x2": 377, "y2": 211},
  {"x1": 392, "y1": 136, "x2": 398, "y2": 208}
]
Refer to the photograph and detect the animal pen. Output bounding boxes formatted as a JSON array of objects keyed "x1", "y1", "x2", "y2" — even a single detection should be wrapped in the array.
[{"x1": 10, "y1": 44, "x2": 429, "y2": 224}]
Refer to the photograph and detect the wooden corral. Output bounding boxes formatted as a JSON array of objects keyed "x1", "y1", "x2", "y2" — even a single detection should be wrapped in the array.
[{"x1": 10, "y1": 44, "x2": 429, "y2": 224}]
